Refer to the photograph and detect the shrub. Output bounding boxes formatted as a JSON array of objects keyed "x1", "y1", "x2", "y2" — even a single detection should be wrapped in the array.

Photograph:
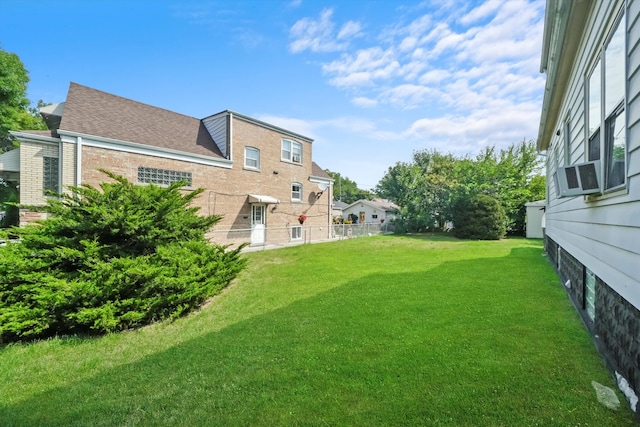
[
  {"x1": 452, "y1": 194, "x2": 506, "y2": 240},
  {"x1": 0, "y1": 171, "x2": 246, "y2": 343}
]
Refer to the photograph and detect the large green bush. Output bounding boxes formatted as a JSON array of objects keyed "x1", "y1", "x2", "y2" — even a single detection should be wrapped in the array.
[
  {"x1": 452, "y1": 194, "x2": 506, "y2": 240},
  {"x1": 0, "y1": 171, "x2": 246, "y2": 343}
]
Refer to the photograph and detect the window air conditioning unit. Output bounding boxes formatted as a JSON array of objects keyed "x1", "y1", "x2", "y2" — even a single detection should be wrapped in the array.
[{"x1": 555, "y1": 160, "x2": 601, "y2": 198}]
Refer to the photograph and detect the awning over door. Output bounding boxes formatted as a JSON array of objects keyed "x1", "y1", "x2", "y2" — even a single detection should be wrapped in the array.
[{"x1": 248, "y1": 194, "x2": 280, "y2": 204}]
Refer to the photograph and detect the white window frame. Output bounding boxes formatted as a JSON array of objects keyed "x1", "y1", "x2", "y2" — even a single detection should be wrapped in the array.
[
  {"x1": 282, "y1": 139, "x2": 302, "y2": 164},
  {"x1": 291, "y1": 225, "x2": 302, "y2": 240},
  {"x1": 586, "y1": 9, "x2": 626, "y2": 192},
  {"x1": 291, "y1": 182, "x2": 302, "y2": 201},
  {"x1": 244, "y1": 146, "x2": 260, "y2": 170}
]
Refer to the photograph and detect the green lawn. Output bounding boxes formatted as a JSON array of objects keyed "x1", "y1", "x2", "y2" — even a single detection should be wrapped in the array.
[{"x1": 0, "y1": 235, "x2": 636, "y2": 426}]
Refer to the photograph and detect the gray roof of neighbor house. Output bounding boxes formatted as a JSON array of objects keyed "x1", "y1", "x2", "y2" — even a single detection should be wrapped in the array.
[
  {"x1": 58, "y1": 82, "x2": 225, "y2": 159},
  {"x1": 344, "y1": 198, "x2": 399, "y2": 212},
  {"x1": 332, "y1": 200, "x2": 348, "y2": 210}
]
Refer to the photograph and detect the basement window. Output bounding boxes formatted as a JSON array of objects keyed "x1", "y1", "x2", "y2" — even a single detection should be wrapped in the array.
[
  {"x1": 291, "y1": 225, "x2": 302, "y2": 240},
  {"x1": 585, "y1": 268, "x2": 596, "y2": 321}
]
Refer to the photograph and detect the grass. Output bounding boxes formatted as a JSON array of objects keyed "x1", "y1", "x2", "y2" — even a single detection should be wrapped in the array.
[{"x1": 0, "y1": 235, "x2": 636, "y2": 426}]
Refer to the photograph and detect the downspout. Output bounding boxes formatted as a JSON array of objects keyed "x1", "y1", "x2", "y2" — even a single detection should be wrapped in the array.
[
  {"x1": 58, "y1": 140, "x2": 63, "y2": 194},
  {"x1": 228, "y1": 112, "x2": 233, "y2": 161},
  {"x1": 327, "y1": 183, "x2": 332, "y2": 239},
  {"x1": 76, "y1": 136, "x2": 82, "y2": 186}
]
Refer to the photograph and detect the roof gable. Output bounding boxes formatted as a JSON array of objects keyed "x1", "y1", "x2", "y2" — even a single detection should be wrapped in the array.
[
  {"x1": 344, "y1": 198, "x2": 399, "y2": 212},
  {"x1": 58, "y1": 83, "x2": 224, "y2": 159}
]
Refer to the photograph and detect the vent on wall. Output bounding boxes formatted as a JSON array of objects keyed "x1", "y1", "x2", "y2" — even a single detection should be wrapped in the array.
[{"x1": 555, "y1": 160, "x2": 601, "y2": 198}]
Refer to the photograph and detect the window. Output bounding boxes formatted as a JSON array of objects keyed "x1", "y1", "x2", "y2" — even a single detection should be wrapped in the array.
[
  {"x1": 244, "y1": 147, "x2": 260, "y2": 170},
  {"x1": 43, "y1": 156, "x2": 59, "y2": 195},
  {"x1": 604, "y1": 17, "x2": 626, "y2": 190},
  {"x1": 282, "y1": 139, "x2": 302, "y2": 164},
  {"x1": 585, "y1": 268, "x2": 596, "y2": 321},
  {"x1": 563, "y1": 117, "x2": 571, "y2": 165},
  {"x1": 137, "y1": 167, "x2": 192, "y2": 186},
  {"x1": 372, "y1": 214, "x2": 378, "y2": 219},
  {"x1": 291, "y1": 225, "x2": 302, "y2": 240},
  {"x1": 291, "y1": 182, "x2": 302, "y2": 201},
  {"x1": 586, "y1": 11, "x2": 626, "y2": 190},
  {"x1": 587, "y1": 59, "x2": 601, "y2": 161}
]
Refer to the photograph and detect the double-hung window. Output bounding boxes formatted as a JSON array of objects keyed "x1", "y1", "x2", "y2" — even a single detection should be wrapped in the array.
[
  {"x1": 244, "y1": 147, "x2": 260, "y2": 170},
  {"x1": 587, "y1": 10, "x2": 626, "y2": 191},
  {"x1": 291, "y1": 225, "x2": 302, "y2": 240},
  {"x1": 282, "y1": 139, "x2": 302, "y2": 164},
  {"x1": 291, "y1": 182, "x2": 302, "y2": 201}
]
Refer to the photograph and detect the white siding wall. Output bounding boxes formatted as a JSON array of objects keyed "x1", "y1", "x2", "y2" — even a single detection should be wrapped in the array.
[{"x1": 546, "y1": 0, "x2": 640, "y2": 309}]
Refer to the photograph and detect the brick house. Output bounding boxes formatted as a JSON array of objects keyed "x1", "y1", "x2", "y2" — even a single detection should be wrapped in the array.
[{"x1": 1, "y1": 82, "x2": 333, "y2": 247}]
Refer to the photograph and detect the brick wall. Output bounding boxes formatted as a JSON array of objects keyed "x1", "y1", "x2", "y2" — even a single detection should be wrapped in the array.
[
  {"x1": 19, "y1": 141, "x2": 58, "y2": 206},
  {"x1": 74, "y1": 116, "x2": 331, "y2": 247}
]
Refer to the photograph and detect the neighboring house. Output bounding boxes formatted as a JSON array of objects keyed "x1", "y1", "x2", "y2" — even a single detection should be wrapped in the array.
[
  {"x1": 2, "y1": 82, "x2": 333, "y2": 247},
  {"x1": 332, "y1": 200, "x2": 348, "y2": 220},
  {"x1": 342, "y1": 198, "x2": 398, "y2": 224},
  {"x1": 538, "y1": 0, "x2": 640, "y2": 412}
]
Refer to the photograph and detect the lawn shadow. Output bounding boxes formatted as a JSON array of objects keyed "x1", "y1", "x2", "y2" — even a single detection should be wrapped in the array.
[{"x1": 2, "y1": 246, "x2": 635, "y2": 426}]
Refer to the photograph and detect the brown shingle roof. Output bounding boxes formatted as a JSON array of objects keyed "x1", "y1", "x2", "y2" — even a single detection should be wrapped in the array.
[
  {"x1": 58, "y1": 83, "x2": 224, "y2": 158},
  {"x1": 311, "y1": 162, "x2": 331, "y2": 179}
]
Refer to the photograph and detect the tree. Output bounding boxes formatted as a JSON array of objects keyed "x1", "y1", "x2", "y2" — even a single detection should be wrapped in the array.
[
  {"x1": 375, "y1": 140, "x2": 545, "y2": 235},
  {"x1": 0, "y1": 48, "x2": 47, "y2": 152},
  {"x1": 0, "y1": 170, "x2": 246, "y2": 342},
  {"x1": 325, "y1": 170, "x2": 374, "y2": 204},
  {"x1": 452, "y1": 194, "x2": 506, "y2": 240}
]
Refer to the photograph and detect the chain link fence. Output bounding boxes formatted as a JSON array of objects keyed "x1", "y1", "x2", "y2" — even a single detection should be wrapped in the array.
[{"x1": 207, "y1": 222, "x2": 394, "y2": 251}]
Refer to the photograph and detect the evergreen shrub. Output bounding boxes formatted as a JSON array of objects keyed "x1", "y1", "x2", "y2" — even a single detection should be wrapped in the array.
[
  {"x1": 452, "y1": 194, "x2": 506, "y2": 240},
  {"x1": 0, "y1": 171, "x2": 246, "y2": 343}
]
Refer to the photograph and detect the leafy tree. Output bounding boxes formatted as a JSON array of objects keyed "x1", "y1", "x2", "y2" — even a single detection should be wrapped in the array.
[
  {"x1": 376, "y1": 140, "x2": 544, "y2": 235},
  {"x1": 0, "y1": 48, "x2": 47, "y2": 152},
  {"x1": 325, "y1": 170, "x2": 375, "y2": 204},
  {"x1": 452, "y1": 194, "x2": 506, "y2": 240},
  {"x1": 0, "y1": 181, "x2": 19, "y2": 228},
  {"x1": 0, "y1": 170, "x2": 246, "y2": 342}
]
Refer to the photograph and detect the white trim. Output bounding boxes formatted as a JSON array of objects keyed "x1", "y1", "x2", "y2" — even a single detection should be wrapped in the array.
[
  {"x1": 76, "y1": 136, "x2": 82, "y2": 185},
  {"x1": 309, "y1": 175, "x2": 333, "y2": 184},
  {"x1": 229, "y1": 112, "x2": 233, "y2": 162},
  {"x1": 57, "y1": 130, "x2": 233, "y2": 169},
  {"x1": 9, "y1": 131, "x2": 59, "y2": 145}
]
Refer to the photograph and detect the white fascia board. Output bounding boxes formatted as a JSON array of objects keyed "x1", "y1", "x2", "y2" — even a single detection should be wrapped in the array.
[
  {"x1": 57, "y1": 130, "x2": 233, "y2": 169},
  {"x1": 9, "y1": 131, "x2": 60, "y2": 145},
  {"x1": 309, "y1": 175, "x2": 334, "y2": 184}
]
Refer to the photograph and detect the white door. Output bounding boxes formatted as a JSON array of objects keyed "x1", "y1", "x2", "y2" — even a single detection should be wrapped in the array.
[{"x1": 251, "y1": 204, "x2": 266, "y2": 245}]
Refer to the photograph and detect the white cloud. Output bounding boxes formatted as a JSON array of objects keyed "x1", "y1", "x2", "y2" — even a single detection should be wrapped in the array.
[
  {"x1": 380, "y1": 84, "x2": 435, "y2": 110},
  {"x1": 322, "y1": 47, "x2": 400, "y2": 87},
  {"x1": 418, "y1": 69, "x2": 449, "y2": 85},
  {"x1": 338, "y1": 21, "x2": 362, "y2": 40},
  {"x1": 289, "y1": 8, "x2": 361, "y2": 53},
  {"x1": 351, "y1": 96, "x2": 378, "y2": 108},
  {"x1": 459, "y1": 0, "x2": 505, "y2": 25}
]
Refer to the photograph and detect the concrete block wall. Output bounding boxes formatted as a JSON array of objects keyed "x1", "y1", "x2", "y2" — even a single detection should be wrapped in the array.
[{"x1": 546, "y1": 236, "x2": 640, "y2": 413}]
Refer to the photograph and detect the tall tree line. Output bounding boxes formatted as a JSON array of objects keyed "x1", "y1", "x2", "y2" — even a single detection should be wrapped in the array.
[{"x1": 375, "y1": 140, "x2": 545, "y2": 236}]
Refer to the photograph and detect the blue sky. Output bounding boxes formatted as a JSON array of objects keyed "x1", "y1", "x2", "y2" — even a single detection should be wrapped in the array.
[{"x1": 1, "y1": 0, "x2": 546, "y2": 190}]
